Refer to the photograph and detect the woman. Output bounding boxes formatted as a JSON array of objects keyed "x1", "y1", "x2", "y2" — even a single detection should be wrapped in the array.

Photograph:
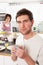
[
  {"x1": 1, "y1": 14, "x2": 12, "y2": 41},
  {"x1": 2, "y1": 14, "x2": 12, "y2": 32}
]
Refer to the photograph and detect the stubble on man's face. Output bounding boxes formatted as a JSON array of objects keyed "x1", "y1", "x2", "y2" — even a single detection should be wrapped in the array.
[{"x1": 19, "y1": 25, "x2": 32, "y2": 35}]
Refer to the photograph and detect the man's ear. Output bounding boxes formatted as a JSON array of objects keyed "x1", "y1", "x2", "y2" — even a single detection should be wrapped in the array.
[{"x1": 31, "y1": 19, "x2": 34, "y2": 26}]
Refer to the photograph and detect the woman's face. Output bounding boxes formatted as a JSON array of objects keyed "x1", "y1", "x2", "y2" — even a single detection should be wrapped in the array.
[{"x1": 5, "y1": 16, "x2": 11, "y2": 23}]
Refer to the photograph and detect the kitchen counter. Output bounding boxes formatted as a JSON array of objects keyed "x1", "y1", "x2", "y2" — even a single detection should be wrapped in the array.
[
  {"x1": 0, "y1": 48, "x2": 11, "y2": 56},
  {"x1": 0, "y1": 41, "x2": 14, "y2": 56}
]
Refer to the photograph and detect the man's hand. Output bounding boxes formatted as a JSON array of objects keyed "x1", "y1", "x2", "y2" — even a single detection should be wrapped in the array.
[
  {"x1": 15, "y1": 46, "x2": 28, "y2": 59},
  {"x1": 11, "y1": 46, "x2": 35, "y2": 65}
]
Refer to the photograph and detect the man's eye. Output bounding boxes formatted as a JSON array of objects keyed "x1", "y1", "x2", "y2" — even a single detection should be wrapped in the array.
[
  {"x1": 17, "y1": 21, "x2": 21, "y2": 23},
  {"x1": 24, "y1": 20, "x2": 28, "y2": 22}
]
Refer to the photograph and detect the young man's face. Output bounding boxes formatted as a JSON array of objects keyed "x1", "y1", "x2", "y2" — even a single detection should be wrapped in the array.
[{"x1": 17, "y1": 15, "x2": 34, "y2": 35}]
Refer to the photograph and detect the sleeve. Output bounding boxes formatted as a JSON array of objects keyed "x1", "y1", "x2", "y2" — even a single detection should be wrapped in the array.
[
  {"x1": 35, "y1": 45, "x2": 43, "y2": 65},
  {"x1": 35, "y1": 61, "x2": 39, "y2": 65}
]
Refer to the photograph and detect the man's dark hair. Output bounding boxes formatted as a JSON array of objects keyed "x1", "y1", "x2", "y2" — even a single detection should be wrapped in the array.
[
  {"x1": 16, "y1": 8, "x2": 33, "y2": 21},
  {"x1": 4, "y1": 14, "x2": 12, "y2": 21}
]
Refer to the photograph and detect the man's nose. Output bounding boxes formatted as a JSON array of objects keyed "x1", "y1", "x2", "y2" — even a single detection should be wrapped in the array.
[{"x1": 21, "y1": 22, "x2": 24, "y2": 28}]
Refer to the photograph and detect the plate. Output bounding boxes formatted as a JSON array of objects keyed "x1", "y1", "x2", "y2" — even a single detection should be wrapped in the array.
[
  {"x1": 0, "y1": 40, "x2": 5, "y2": 44},
  {"x1": 7, "y1": 45, "x2": 13, "y2": 50},
  {"x1": 0, "y1": 46, "x2": 5, "y2": 51}
]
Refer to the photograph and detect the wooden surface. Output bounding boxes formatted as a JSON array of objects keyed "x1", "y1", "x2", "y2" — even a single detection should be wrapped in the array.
[
  {"x1": 0, "y1": 48, "x2": 11, "y2": 56},
  {"x1": 0, "y1": 53, "x2": 11, "y2": 56}
]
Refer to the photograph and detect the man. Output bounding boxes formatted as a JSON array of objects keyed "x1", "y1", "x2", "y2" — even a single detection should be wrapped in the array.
[{"x1": 11, "y1": 8, "x2": 43, "y2": 65}]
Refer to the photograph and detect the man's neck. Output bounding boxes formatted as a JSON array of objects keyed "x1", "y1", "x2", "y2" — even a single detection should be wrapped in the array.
[{"x1": 24, "y1": 32, "x2": 36, "y2": 40}]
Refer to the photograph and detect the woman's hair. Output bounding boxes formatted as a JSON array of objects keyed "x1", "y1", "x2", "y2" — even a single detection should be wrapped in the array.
[
  {"x1": 16, "y1": 8, "x2": 33, "y2": 21},
  {"x1": 4, "y1": 14, "x2": 12, "y2": 21}
]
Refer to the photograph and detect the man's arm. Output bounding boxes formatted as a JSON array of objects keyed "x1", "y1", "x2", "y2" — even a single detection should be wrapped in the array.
[
  {"x1": 11, "y1": 54, "x2": 17, "y2": 61},
  {"x1": 37, "y1": 45, "x2": 43, "y2": 65},
  {"x1": 23, "y1": 45, "x2": 43, "y2": 65},
  {"x1": 23, "y1": 54, "x2": 35, "y2": 65},
  {"x1": 11, "y1": 46, "x2": 17, "y2": 61},
  {"x1": 14, "y1": 46, "x2": 36, "y2": 65}
]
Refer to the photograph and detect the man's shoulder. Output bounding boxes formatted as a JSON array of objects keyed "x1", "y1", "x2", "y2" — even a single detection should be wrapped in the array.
[{"x1": 36, "y1": 34, "x2": 43, "y2": 45}]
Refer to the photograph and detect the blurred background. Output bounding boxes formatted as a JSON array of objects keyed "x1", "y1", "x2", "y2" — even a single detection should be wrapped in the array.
[
  {"x1": 0, "y1": 0, "x2": 43, "y2": 32},
  {"x1": 0, "y1": 0, "x2": 43, "y2": 39},
  {"x1": 0, "y1": 0, "x2": 43, "y2": 58}
]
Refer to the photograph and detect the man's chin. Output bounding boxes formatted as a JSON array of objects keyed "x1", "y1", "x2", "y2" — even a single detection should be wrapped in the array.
[
  {"x1": 20, "y1": 32, "x2": 26, "y2": 35},
  {"x1": 20, "y1": 30, "x2": 31, "y2": 35}
]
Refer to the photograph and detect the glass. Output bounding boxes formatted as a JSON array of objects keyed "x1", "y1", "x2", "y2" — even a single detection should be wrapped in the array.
[
  {"x1": 13, "y1": 38, "x2": 16, "y2": 44},
  {"x1": 5, "y1": 42, "x2": 9, "y2": 48}
]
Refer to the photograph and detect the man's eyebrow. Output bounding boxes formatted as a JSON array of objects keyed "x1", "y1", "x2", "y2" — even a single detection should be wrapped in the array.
[
  {"x1": 17, "y1": 21, "x2": 21, "y2": 23},
  {"x1": 23, "y1": 19, "x2": 29, "y2": 22}
]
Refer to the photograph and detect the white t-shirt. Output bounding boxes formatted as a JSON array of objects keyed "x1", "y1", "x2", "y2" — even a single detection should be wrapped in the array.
[{"x1": 16, "y1": 34, "x2": 43, "y2": 65}]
